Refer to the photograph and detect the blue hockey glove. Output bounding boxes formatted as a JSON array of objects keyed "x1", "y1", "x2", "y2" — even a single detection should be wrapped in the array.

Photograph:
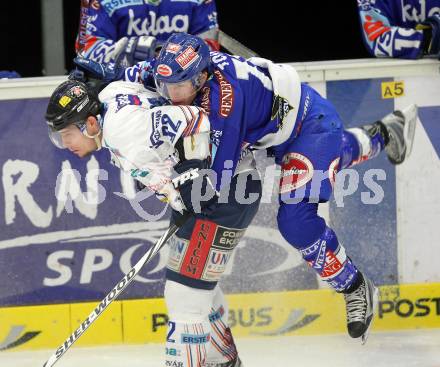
[
  {"x1": 115, "y1": 36, "x2": 157, "y2": 67},
  {"x1": 73, "y1": 57, "x2": 125, "y2": 83},
  {"x1": 417, "y1": 14, "x2": 440, "y2": 57}
]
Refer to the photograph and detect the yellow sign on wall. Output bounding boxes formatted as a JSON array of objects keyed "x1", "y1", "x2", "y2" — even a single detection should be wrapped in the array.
[
  {"x1": 381, "y1": 81, "x2": 405, "y2": 99},
  {"x1": 1, "y1": 283, "x2": 439, "y2": 351}
]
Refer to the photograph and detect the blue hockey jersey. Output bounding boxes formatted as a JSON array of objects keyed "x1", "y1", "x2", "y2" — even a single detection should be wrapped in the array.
[
  {"x1": 76, "y1": 0, "x2": 219, "y2": 63},
  {"x1": 357, "y1": 0, "x2": 440, "y2": 58},
  {"x1": 123, "y1": 52, "x2": 304, "y2": 186}
]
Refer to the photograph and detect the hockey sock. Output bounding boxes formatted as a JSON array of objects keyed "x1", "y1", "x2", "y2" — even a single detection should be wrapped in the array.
[
  {"x1": 206, "y1": 287, "x2": 238, "y2": 365},
  {"x1": 300, "y1": 226, "x2": 359, "y2": 292}
]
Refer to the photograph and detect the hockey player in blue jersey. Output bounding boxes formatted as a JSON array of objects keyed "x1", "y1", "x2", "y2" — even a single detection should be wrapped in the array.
[
  {"x1": 148, "y1": 33, "x2": 419, "y2": 364},
  {"x1": 357, "y1": 0, "x2": 440, "y2": 58},
  {"x1": 76, "y1": 0, "x2": 219, "y2": 66}
]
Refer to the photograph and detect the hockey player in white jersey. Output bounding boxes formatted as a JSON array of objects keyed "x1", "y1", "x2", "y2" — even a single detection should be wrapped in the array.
[{"x1": 45, "y1": 78, "x2": 257, "y2": 366}]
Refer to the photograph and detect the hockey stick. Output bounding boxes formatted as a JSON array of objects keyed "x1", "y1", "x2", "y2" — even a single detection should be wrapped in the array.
[
  {"x1": 218, "y1": 30, "x2": 259, "y2": 58},
  {"x1": 42, "y1": 213, "x2": 190, "y2": 367}
]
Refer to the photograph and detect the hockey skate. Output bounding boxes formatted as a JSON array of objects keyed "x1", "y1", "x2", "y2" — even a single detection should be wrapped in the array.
[
  {"x1": 380, "y1": 104, "x2": 418, "y2": 165},
  {"x1": 343, "y1": 272, "x2": 379, "y2": 345},
  {"x1": 205, "y1": 357, "x2": 242, "y2": 367}
]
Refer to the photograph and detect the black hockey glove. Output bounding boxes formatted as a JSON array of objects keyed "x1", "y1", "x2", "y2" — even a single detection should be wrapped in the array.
[
  {"x1": 172, "y1": 159, "x2": 218, "y2": 215},
  {"x1": 417, "y1": 14, "x2": 440, "y2": 58}
]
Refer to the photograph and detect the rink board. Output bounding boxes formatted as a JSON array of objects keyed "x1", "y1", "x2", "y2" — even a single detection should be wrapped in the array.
[
  {"x1": 0, "y1": 73, "x2": 439, "y2": 309},
  {"x1": 0, "y1": 283, "x2": 439, "y2": 351}
]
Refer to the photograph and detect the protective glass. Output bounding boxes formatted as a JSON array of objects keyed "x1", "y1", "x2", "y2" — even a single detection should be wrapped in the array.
[
  {"x1": 155, "y1": 72, "x2": 204, "y2": 101},
  {"x1": 47, "y1": 120, "x2": 86, "y2": 149}
]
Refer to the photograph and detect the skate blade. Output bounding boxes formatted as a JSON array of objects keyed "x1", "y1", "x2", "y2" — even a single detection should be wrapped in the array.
[
  {"x1": 361, "y1": 285, "x2": 379, "y2": 345},
  {"x1": 401, "y1": 104, "x2": 418, "y2": 160}
]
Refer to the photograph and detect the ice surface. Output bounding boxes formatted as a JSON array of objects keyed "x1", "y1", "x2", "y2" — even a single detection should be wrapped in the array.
[{"x1": 1, "y1": 329, "x2": 440, "y2": 367}]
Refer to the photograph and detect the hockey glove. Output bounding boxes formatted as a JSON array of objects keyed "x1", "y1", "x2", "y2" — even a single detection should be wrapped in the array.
[
  {"x1": 417, "y1": 14, "x2": 440, "y2": 57},
  {"x1": 114, "y1": 36, "x2": 157, "y2": 67},
  {"x1": 172, "y1": 159, "x2": 218, "y2": 214},
  {"x1": 73, "y1": 57, "x2": 125, "y2": 83}
]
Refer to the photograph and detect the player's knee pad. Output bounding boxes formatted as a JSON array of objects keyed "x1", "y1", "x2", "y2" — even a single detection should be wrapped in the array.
[
  {"x1": 164, "y1": 280, "x2": 213, "y2": 366},
  {"x1": 164, "y1": 280, "x2": 215, "y2": 322},
  {"x1": 299, "y1": 226, "x2": 358, "y2": 292},
  {"x1": 279, "y1": 151, "x2": 335, "y2": 205}
]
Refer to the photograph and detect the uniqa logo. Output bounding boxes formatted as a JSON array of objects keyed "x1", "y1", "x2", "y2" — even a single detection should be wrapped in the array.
[{"x1": 0, "y1": 325, "x2": 41, "y2": 351}]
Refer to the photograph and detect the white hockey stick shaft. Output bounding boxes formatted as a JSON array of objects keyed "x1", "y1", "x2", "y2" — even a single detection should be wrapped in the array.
[
  {"x1": 43, "y1": 220, "x2": 182, "y2": 367},
  {"x1": 218, "y1": 30, "x2": 259, "y2": 59}
]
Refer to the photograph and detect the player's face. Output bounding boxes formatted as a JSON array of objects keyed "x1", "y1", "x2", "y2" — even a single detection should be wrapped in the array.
[
  {"x1": 166, "y1": 80, "x2": 197, "y2": 105},
  {"x1": 59, "y1": 125, "x2": 97, "y2": 158}
]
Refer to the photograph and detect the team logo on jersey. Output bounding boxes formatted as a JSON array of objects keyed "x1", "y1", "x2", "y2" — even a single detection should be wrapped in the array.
[
  {"x1": 146, "y1": 0, "x2": 162, "y2": 5},
  {"x1": 175, "y1": 46, "x2": 199, "y2": 70},
  {"x1": 271, "y1": 95, "x2": 293, "y2": 129},
  {"x1": 115, "y1": 94, "x2": 141, "y2": 112},
  {"x1": 166, "y1": 43, "x2": 182, "y2": 54},
  {"x1": 157, "y1": 64, "x2": 172, "y2": 77},
  {"x1": 280, "y1": 152, "x2": 314, "y2": 193}
]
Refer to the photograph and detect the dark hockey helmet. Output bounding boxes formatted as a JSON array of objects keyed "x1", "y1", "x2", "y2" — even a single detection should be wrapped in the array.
[
  {"x1": 154, "y1": 32, "x2": 211, "y2": 98},
  {"x1": 45, "y1": 79, "x2": 100, "y2": 132}
]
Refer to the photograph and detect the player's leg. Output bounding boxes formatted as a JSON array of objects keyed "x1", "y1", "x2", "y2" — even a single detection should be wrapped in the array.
[
  {"x1": 275, "y1": 95, "x2": 378, "y2": 342},
  {"x1": 164, "y1": 173, "x2": 261, "y2": 366},
  {"x1": 340, "y1": 104, "x2": 418, "y2": 169},
  {"x1": 205, "y1": 286, "x2": 242, "y2": 367}
]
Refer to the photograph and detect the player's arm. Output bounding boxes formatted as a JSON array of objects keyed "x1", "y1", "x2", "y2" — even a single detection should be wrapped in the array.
[
  {"x1": 357, "y1": 1, "x2": 424, "y2": 59},
  {"x1": 190, "y1": 0, "x2": 220, "y2": 51},
  {"x1": 75, "y1": 1, "x2": 157, "y2": 65},
  {"x1": 71, "y1": 57, "x2": 157, "y2": 92},
  {"x1": 129, "y1": 105, "x2": 214, "y2": 213}
]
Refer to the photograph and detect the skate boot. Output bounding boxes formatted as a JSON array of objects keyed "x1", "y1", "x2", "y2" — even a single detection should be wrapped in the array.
[
  {"x1": 343, "y1": 272, "x2": 379, "y2": 345},
  {"x1": 205, "y1": 357, "x2": 242, "y2": 367},
  {"x1": 380, "y1": 104, "x2": 418, "y2": 165}
]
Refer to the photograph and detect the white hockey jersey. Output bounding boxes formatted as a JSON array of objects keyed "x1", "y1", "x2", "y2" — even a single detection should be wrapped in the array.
[{"x1": 98, "y1": 81, "x2": 210, "y2": 210}]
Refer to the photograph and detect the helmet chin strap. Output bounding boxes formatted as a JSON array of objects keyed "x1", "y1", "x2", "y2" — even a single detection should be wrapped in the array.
[{"x1": 82, "y1": 129, "x2": 102, "y2": 151}]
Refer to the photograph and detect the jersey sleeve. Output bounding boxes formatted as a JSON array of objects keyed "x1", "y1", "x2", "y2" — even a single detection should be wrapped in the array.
[
  {"x1": 76, "y1": 1, "x2": 125, "y2": 63},
  {"x1": 357, "y1": 0, "x2": 424, "y2": 59}
]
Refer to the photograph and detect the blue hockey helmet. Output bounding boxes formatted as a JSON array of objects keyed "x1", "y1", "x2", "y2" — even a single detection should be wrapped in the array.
[{"x1": 154, "y1": 33, "x2": 211, "y2": 100}]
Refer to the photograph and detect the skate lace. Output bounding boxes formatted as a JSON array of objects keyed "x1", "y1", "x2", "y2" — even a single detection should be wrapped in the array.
[{"x1": 344, "y1": 284, "x2": 367, "y2": 323}]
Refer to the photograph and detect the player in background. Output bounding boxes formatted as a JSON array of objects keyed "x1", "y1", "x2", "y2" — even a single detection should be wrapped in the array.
[
  {"x1": 45, "y1": 78, "x2": 259, "y2": 366},
  {"x1": 357, "y1": 0, "x2": 440, "y2": 58},
  {"x1": 76, "y1": 0, "x2": 219, "y2": 67}
]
